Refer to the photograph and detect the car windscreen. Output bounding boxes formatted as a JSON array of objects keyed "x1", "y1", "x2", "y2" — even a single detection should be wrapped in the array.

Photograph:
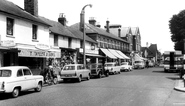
[
  {"x1": 105, "y1": 64, "x2": 113, "y2": 67},
  {"x1": 0, "y1": 70, "x2": 11, "y2": 77},
  {"x1": 121, "y1": 62, "x2": 128, "y2": 65},
  {"x1": 135, "y1": 61, "x2": 142, "y2": 63},
  {"x1": 63, "y1": 66, "x2": 75, "y2": 71}
]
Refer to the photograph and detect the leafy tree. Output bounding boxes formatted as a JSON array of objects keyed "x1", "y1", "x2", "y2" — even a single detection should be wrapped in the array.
[{"x1": 169, "y1": 9, "x2": 185, "y2": 53}]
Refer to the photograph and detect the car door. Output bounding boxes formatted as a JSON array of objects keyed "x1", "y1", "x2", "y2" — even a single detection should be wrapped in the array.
[
  {"x1": 23, "y1": 68, "x2": 36, "y2": 89},
  {"x1": 16, "y1": 69, "x2": 27, "y2": 90}
]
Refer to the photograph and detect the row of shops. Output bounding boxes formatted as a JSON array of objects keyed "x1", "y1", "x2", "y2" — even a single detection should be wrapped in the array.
[{"x1": 0, "y1": 40, "x2": 132, "y2": 75}]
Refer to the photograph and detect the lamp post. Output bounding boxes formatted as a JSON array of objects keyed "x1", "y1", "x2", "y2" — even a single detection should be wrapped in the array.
[{"x1": 80, "y1": 4, "x2": 92, "y2": 67}]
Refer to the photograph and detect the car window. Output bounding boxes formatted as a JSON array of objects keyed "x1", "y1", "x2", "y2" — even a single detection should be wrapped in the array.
[
  {"x1": 23, "y1": 69, "x2": 31, "y2": 76},
  {"x1": 17, "y1": 69, "x2": 23, "y2": 77},
  {"x1": 121, "y1": 62, "x2": 128, "y2": 65},
  {"x1": 63, "y1": 66, "x2": 75, "y2": 71},
  {"x1": 105, "y1": 64, "x2": 113, "y2": 67},
  {"x1": 0, "y1": 70, "x2": 11, "y2": 77},
  {"x1": 77, "y1": 66, "x2": 82, "y2": 70}
]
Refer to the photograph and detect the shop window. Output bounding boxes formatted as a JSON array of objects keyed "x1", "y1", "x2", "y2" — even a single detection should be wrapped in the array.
[
  {"x1": 54, "y1": 35, "x2": 58, "y2": 46},
  {"x1": 32, "y1": 25, "x2": 37, "y2": 40},
  {"x1": 7, "y1": 18, "x2": 14, "y2": 35}
]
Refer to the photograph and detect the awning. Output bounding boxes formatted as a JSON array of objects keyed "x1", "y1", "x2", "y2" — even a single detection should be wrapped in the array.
[
  {"x1": 116, "y1": 50, "x2": 130, "y2": 59},
  {"x1": 100, "y1": 48, "x2": 117, "y2": 59},
  {"x1": 85, "y1": 53, "x2": 105, "y2": 58},
  {"x1": 108, "y1": 49, "x2": 124, "y2": 59},
  {"x1": 134, "y1": 54, "x2": 146, "y2": 61}
]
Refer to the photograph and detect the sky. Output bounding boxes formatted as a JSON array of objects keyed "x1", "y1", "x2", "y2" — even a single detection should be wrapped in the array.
[{"x1": 7, "y1": 0, "x2": 185, "y2": 53}]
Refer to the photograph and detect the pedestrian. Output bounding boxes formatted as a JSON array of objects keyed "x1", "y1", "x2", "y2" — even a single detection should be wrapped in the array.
[{"x1": 146, "y1": 60, "x2": 149, "y2": 68}]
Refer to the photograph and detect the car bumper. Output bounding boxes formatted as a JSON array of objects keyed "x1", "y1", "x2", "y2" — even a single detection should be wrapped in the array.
[
  {"x1": 60, "y1": 76, "x2": 78, "y2": 79},
  {"x1": 0, "y1": 90, "x2": 5, "y2": 93}
]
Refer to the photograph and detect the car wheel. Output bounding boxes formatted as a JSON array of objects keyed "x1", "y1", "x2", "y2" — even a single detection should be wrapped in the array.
[
  {"x1": 98, "y1": 72, "x2": 102, "y2": 78},
  {"x1": 12, "y1": 88, "x2": 20, "y2": 98},
  {"x1": 35, "y1": 82, "x2": 42, "y2": 92},
  {"x1": 78, "y1": 75, "x2": 82, "y2": 82},
  {"x1": 105, "y1": 71, "x2": 109, "y2": 77},
  {"x1": 87, "y1": 74, "x2": 90, "y2": 80}
]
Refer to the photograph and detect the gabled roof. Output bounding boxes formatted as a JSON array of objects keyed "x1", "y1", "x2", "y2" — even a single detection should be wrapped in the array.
[
  {"x1": 141, "y1": 47, "x2": 154, "y2": 57},
  {"x1": 67, "y1": 25, "x2": 97, "y2": 43},
  {"x1": 0, "y1": 0, "x2": 49, "y2": 26},
  {"x1": 148, "y1": 44, "x2": 158, "y2": 56},
  {"x1": 121, "y1": 27, "x2": 132, "y2": 37},
  {"x1": 131, "y1": 27, "x2": 140, "y2": 36},
  {"x1": 39, "y1": 16, "x2": 77, "y2": 38},
  {"x1": 70, "y1": 23, "x2": 128, "y2": 43}
]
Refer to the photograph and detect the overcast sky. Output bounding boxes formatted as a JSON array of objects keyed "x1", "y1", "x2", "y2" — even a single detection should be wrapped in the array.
[{"x1": 7, "y1": 0, "x2": 185, "y2": 53}]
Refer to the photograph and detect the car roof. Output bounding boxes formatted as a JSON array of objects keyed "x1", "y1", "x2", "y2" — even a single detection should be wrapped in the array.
[{"x1": 0, "y1": 66, "x2": 29, "y2": 70}]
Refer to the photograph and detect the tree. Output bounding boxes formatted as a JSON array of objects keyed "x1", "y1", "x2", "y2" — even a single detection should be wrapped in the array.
[{"x1": 169, "y1": 9, "x2": 185, "y2": 53}]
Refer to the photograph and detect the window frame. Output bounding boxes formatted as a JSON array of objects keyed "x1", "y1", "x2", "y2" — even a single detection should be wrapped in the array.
[
  {"x1": 32, "y1": 24, "x2": 38, "y2": 40},
  {"x1": 7, "y1": 17, "x2": 14, "y2": 36}
]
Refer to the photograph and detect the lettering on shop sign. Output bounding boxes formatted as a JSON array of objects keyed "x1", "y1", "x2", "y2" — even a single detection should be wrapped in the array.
[
  {"x1": 18, "y1": 49, "x2": 56, "y2": 58},
  {"x1": 35, "y1": 43, "x2": 50, "y2": 50},
  {"x1": 1, "y1": 40, "x2": 15, "y2": 47}
]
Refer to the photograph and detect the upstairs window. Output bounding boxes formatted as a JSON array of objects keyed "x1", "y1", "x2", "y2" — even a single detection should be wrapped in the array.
[
  {"x1": 7, "y1": 18, "x2": 14, "y2": 35},
  {"x1": 68, "y1": 38, "x2": 72, "y2": 48},
  {"x1": 32, "y1": 25, "x2": 37, "y2": 40},
  {"x1": 80, "y1": 40, "x2": 83, "y2": 48},
  {"x1": 54, "y1": 34, "x2": 58, "y2": 46}
]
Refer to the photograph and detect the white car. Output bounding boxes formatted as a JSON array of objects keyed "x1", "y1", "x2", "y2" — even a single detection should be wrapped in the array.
[
  {"x1": 134, "y1": 60, "x2": 145, "y2": 69},
  {"x1": 0, "y1": 66, "x2": 43, "y2": 98},
  {"x1": 104, "y1": 62, "x2": 121, "y2": 74},
  {"x1": 120, "y1": 62, "x2": 133, "y2": 72},
  {"x1": 60, "y1": 64, "x2": 91, "y2": 82}
]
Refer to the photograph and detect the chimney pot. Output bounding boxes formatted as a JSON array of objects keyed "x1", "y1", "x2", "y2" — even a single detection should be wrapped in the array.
[
  {"x1": 89, "y1": 17, "x2": 96, "y2": 26},
  {"x1": 106, "y1": 20, "x2": 110, "y2": 33},
  {"x1": 58, "y1": 13, "x2": 67, "y2": 26}
]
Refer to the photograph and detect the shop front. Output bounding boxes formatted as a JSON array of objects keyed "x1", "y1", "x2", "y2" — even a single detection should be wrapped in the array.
[
  {"x1": 77, "y1": 48, "x2": 104, "y2": 68},
  {"x1": 17, "y1": 44, "x2": 61, "y2": 75}
]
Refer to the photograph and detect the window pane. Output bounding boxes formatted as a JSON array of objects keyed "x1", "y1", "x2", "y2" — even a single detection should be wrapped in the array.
[
  {"x1": 23, "y1": 69, "x2": 31, "y2": 75},
  {"x1": 17, "y1": 69, "x2": 23, "y2": 77},
  {"x1": 7, "y1": 18, "x2": 14, "y2": 35},
  {"x1": 0, "y1": 70, "x2": 11, "y2": 77},
  {"x1": 32, "y1": 25, "x2": 37, "y2": 39}
]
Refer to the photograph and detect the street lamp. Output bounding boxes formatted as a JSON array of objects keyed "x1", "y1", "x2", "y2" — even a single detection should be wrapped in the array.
[{"x1": 80, "y1": 4, "x2": 92, "y2": 67}]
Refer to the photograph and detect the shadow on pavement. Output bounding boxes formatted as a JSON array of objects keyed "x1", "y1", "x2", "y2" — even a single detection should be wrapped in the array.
[{"x1": 166, "y1": 77, "x2": 181, "y2": 80}]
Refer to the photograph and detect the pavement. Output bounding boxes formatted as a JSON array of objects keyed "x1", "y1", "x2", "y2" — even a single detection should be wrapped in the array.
[{"x1": 174, "y1": 79, "x2": 185, "y2": 92}]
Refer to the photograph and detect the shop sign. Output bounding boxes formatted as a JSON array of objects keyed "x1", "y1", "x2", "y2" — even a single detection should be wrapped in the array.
[
  {"x1": 79, "y1": 48, "x2": 98, "y2": 54},
  {"x1": 35, "y1": 43, "x2": 50, "y2": 50},
  {"x1": 18, "y1": 49, "x2": 61, "y2": 58},
  {"x1": 1, "y1": 40, "x2": 15, "y2": 47}
]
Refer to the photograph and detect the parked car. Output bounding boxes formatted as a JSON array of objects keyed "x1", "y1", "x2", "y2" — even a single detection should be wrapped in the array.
[
  {"x1": 0, "y1": 66, "x2": 43, "y2": 98},
  {"x1": 134, "y1": 60, "x2": 145, "y2": 69},
  {"x1": 60, "y1": 64, "x2": 90, "y2": 82},
  {"x1": 90, "y1": 63, "x2": 109, "y2": 78},
  {"x1": 104, "y1": 62, "x2": 121, "y2": 74},
  {"x1": 120, "y1": 62, "x2": 133, "y2": 72}
]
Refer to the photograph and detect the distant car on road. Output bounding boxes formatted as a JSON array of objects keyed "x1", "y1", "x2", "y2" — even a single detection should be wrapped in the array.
[
  {"x1": 134, "y1": 60, "x2": 145, "y2": 69},
  {"x1": 120, "y1": 62, "x2": 133, "y2": 72},
  {"x1": 60, "y1": 64, "x2": 91, "y2": 82},
  {"x1": 104, "y1": 62, "x2": 121, "y2": 74},
  {"x1": 0, "y1": 66, "x2": 43, "y2": 98}
]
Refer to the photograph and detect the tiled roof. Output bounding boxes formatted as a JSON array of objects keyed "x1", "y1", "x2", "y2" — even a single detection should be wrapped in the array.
[
  {"x1": 71, "y1": 23, "x2": 128, "y2": 43},
  {"x1": 0, "y1": 0, "x2": 49, "y2": 26},
  {"x1": 39, "y1": 16, "x2": 77, "y2": 38},
  {"x1": 67, "y1": 25, "x2": 97, "y2": 43}
]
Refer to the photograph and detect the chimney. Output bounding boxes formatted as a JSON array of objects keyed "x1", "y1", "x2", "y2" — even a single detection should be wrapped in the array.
[
  {"x1": 89, "y1": 17, "x2": 96, "y2": 26},
  {"x1": 118, "y1": 28, "x2": 121, "y2": 37},
  {"x1": 58, "y1": 13, "x2": 67, "y2": 26},
  {"x1": 24, "y1": 0, "x2": 38, "y2": 16},
  {"x1": 96, "y1": 22, "x2": 101, "y2": 28},
  {"x1": 106, "y1": 20, "x2": 109, "y2": 33}
]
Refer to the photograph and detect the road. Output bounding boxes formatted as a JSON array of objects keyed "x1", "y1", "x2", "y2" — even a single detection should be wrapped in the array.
[{"x1": 0, "y1": 67, "x2": 183, "y2": 106}]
